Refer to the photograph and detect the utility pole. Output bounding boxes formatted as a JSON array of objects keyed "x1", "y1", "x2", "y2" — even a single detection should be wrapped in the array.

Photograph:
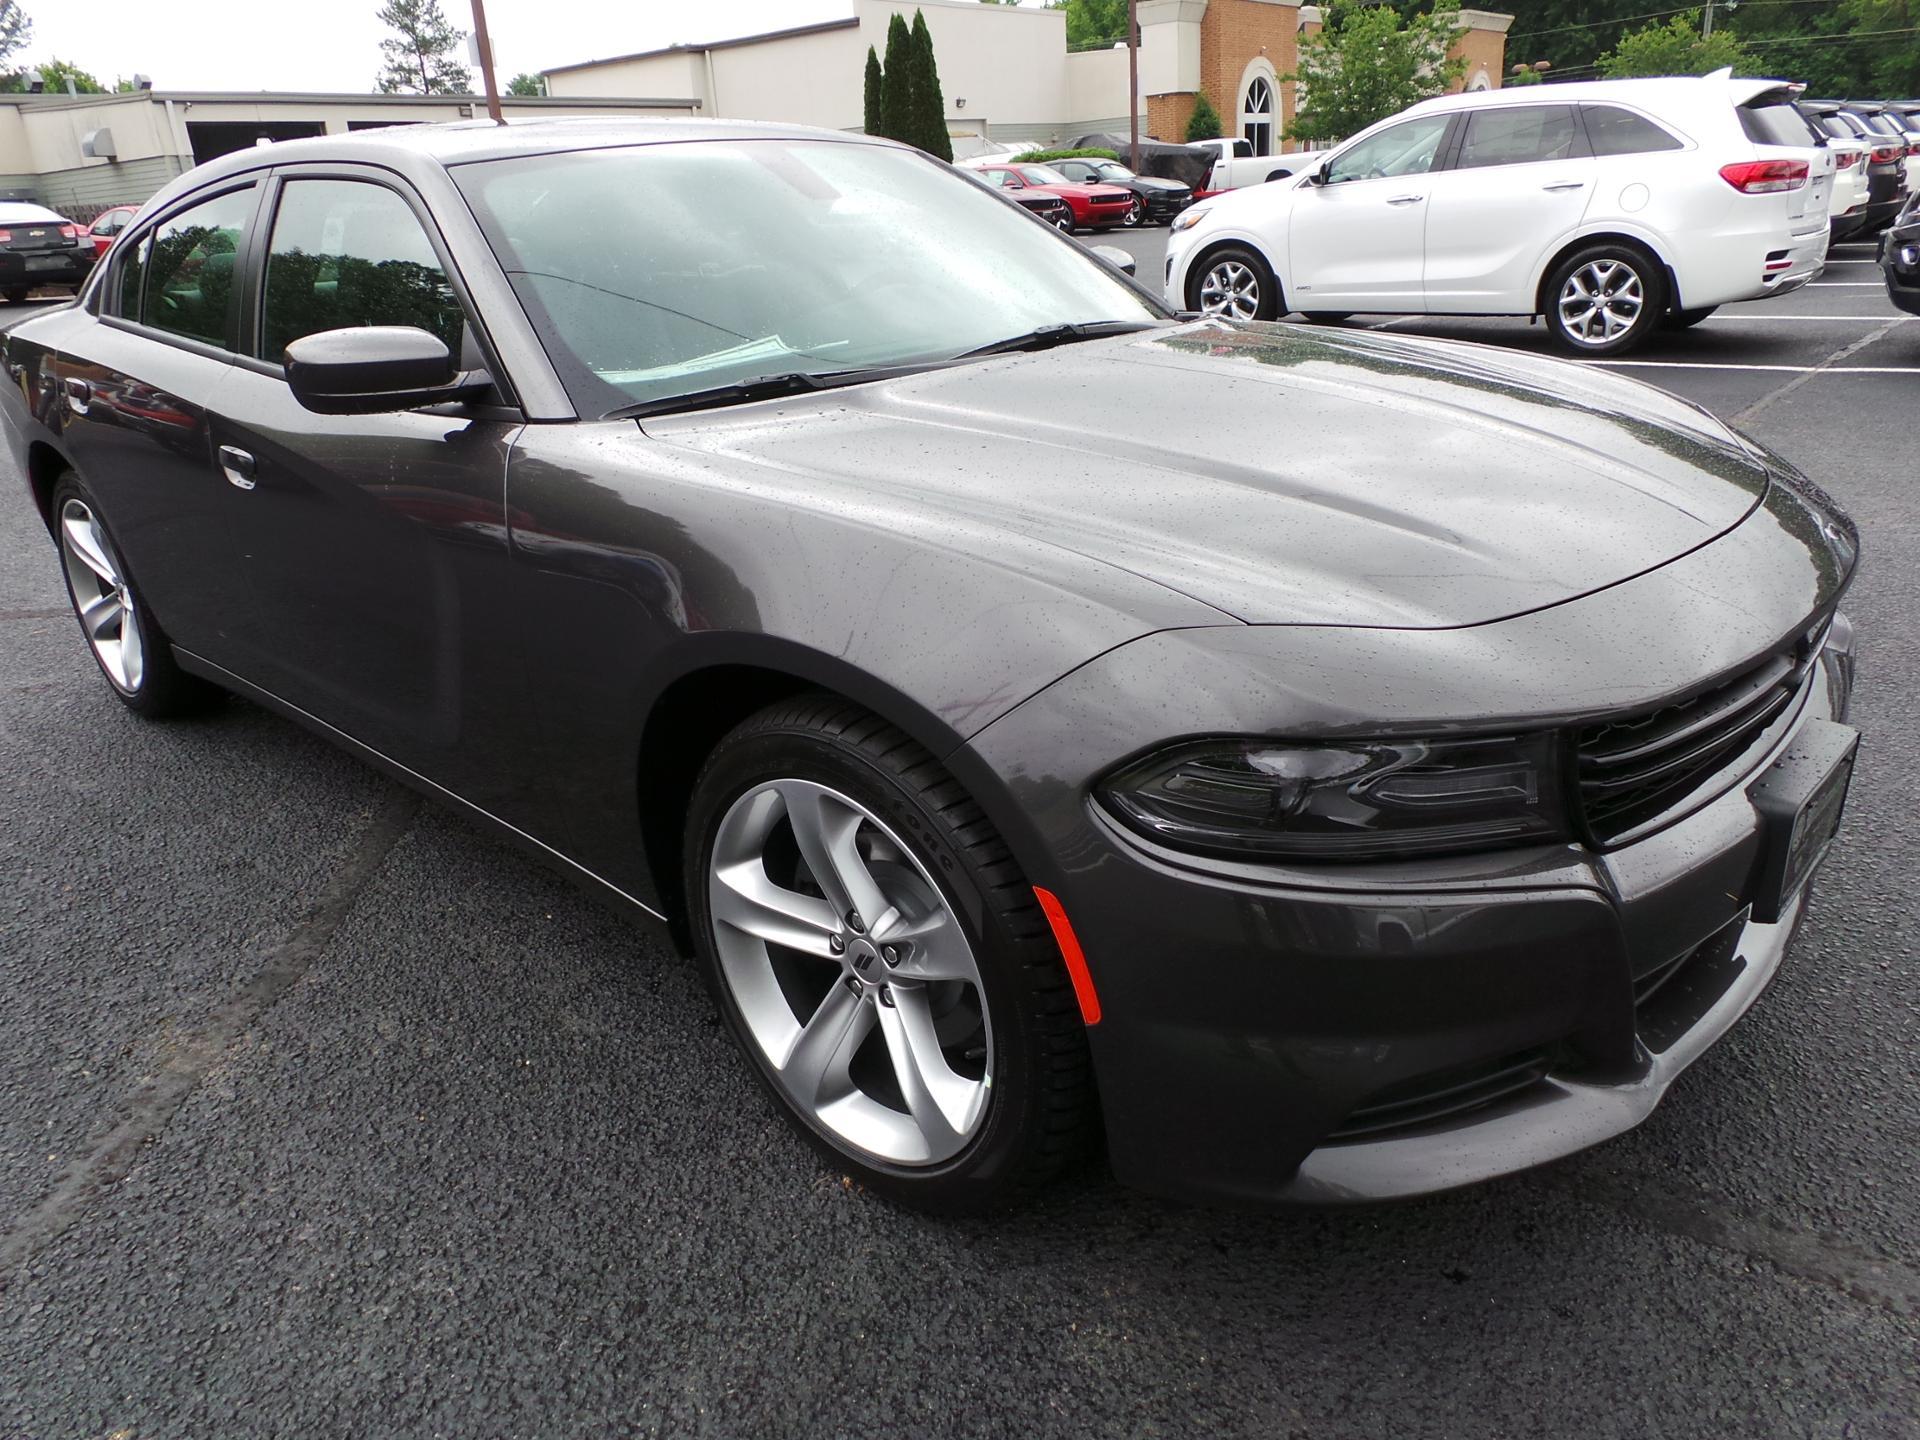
[
  {"x1": 1127, "y1": 0, "x2": 1140, "y2": 171},
  {"x1": 470, "y1": 0, "x2": 506, "y2": 125},
  {"x1": 1703, "y1": 0, "x2": 1715, "y2": 37}
]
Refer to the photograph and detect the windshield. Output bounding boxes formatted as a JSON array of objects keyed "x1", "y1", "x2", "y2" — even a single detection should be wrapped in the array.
[
  {"x1": 1018, "y1": 165, "x2": 1072, "y2": 185},
  {"x1": 1095, "y1": 163, "x2": 1136, "y2": 180},
  {"x1": 456, "y1": 140, "x2": 1160, "y2": 417}
]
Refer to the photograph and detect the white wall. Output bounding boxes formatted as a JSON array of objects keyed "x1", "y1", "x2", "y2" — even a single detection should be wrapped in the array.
[
  {"x1": 857, "y1": 0, "x2": 1069, "y2": 133},
  {"x1": 547, "y1": 50, "x2": 709, "y2": 105}
]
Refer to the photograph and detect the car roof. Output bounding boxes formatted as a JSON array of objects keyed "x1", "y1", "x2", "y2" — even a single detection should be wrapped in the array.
[
  {"x1": 0, "y1": 201, "x2": 67, "y2": 222},
  {"x1": 1406, "y1": 72, "x2": 1798, "y2": 118},
  {"x1": 141, "y1": 115, "x2": 906, "y2": 208}
]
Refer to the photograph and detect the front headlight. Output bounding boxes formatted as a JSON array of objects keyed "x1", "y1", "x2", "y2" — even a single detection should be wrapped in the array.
[
  {"x1": 1170, "y1": 206, "x2": 1213, "y2": 233},
  {"x1": 1099, "y1": 734, "x2": 1570, "y2": 862}
]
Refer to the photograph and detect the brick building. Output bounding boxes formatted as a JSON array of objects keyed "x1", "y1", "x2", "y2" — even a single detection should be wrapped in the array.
[{"x1": 1141, "y1": 2, "x2": 1513, "y2": 152}]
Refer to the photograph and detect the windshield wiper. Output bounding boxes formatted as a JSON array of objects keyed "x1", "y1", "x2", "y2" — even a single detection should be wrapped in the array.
[
  {"x1": 607, "y1": 365, "x2": 941, "y2": 421},
  {"x1": 955, "y1": 320, "x2": 1161, "y2": 360}
]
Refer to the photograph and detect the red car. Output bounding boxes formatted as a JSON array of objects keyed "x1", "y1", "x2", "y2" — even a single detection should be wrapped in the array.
[
  {"x1": 971, "y1": 164, "x2": 1134, "y2": 233},
  {"x1": 86, "y1": 205, "x2": 140, "y2": 261}
]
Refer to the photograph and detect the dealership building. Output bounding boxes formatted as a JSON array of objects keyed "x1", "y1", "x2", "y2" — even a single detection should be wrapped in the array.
[
  {"x1": 0, "y1": 90, "x2": 699, "y2": 219},
  {"x1": 544, "y1": 0, "x2": 1514, "y2": 152}
]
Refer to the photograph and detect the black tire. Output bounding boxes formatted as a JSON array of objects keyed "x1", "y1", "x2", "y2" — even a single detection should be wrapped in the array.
[
  {"x1": 1664, "y1": 306, "x2": 1718, "y2": 331},
  {"x1": 1055, "y1": 212, "x2": 1077, "y2": 234},
  {"x1": 49, "y1": 473, "x2": 220, "y2": 719},
  {"x1": 1300, "y1": 311, "x2": 1353, "y2": 325},
  {"x1": 5, "y1": 287, "x2": 28, "y2": 304},
  {"x1": 1541, "y1": 243, "x2": 1666, "y2": 356},
  {"x1": 1185, "y1": 245, "x2": 1282, "y2": 321},
  {"x1": 685, "y1": 693, "x2": 1095, "y2": 1213}
]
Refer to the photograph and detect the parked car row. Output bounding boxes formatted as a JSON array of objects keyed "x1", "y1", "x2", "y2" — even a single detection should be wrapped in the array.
[
  {"x1": 1801, "y1": 99, "x2": 1915, "y2": 236},
  {"x1": 1166, "y1": 74, "x2": 1865, "y2": 356}
]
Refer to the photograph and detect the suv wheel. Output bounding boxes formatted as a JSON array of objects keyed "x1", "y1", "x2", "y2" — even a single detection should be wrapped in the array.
[
  {"x1": 1543, "y1": 245, "x2": 1665, "y2": 356},
  {"x1": 685, "y1": 694, "x2": 1095, "y2": 1212},
  {"x1": 1190, "y1": 247, "x2": 1280, "y2": 321}
]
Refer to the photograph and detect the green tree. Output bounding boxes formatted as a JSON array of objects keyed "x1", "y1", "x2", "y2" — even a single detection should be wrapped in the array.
[
  {"x1": 1598, "y1": 12, "x2": 1753, "y2": 78},
  {"x1": 4, "y1": 56, "x2": 107, "y2": 93},
  {"x1": 1832, "y1": 0, "x2": 1920, "y2": 95},
  {"x1": 909, "y1": 9, "x2": 953, "y2": 161},
  {"x1": 1063, "y1": 0, "x2": 1127, "y2": 47},
  {"x1": 0, "y1": 0, "x2": 29, "y2": 69},
  {"x1": 506, "y1": 72, "x2": 544, "y2": 96},
  {"x1": 1283, "y1": 4, "x2": 1463, "y2": 145},
  {"x1": 880, "y1": 11, "x2": 915, "y2": 143},
  {"x1": 375, "y1": 0, "x2": 473, "y2": 95},
  {"x1": 1185, "y1": 91, "x2": 1224, "y2": 142},
  {"x1": 863, "y1": 45, "x2": 884, "y2": 135}
]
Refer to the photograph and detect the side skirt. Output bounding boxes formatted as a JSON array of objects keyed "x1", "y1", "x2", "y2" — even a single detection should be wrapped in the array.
[{"x1": 173, "y1": 646, "x2": 675, "y2": 935}]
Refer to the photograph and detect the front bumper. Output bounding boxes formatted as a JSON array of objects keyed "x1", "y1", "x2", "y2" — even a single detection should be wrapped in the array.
[{"x1": 1142, "y1": 190, "x2": 1193, "y2": 222}]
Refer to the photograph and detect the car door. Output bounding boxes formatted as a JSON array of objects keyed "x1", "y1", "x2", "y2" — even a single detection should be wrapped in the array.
[
  {"x1": 1421, "y1": 104, "x2": 1596, "y2": 313},
  {"x1": 1286, "y1": 113, "x2": 1457, "y2": 310},
  {"x1": 203, "y1": 167, "x2": 532, "y2": 812},
  {"x1": 49, "y1": 184, "x2": 262, "y2": 657}
]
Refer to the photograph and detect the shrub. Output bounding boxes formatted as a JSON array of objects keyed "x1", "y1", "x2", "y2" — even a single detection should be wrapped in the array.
[
  {"x1": 1010, "y1": 147, "x2": 1120, "y2": 164},
  {"x1": 1185, "y1": 92, "x2": 1223, "y2": 142}
]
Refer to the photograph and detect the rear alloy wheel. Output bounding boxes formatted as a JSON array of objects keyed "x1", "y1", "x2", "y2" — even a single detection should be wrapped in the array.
[
  {"x1": 51, "y1": 476, "x2": 218, "y2": 718},
  {"x1": 1122, "y1": 195, "x2": 1145, "y2": 227},
  {"x1": 1544, "y1": 245, "x2": 1665, "y2": 356},
  {"x1": 1191, "y1": 247, "x2": 1280, "y2": 322},
  {"x1": 687, "y1": 694, "x2": 1093, "y2": 1212}
]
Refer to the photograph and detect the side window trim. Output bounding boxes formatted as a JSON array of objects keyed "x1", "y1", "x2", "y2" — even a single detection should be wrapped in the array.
[
  {"x1": 242, "y1": 162, "x2": 518, "y2": 411},
  {"x1": 99, "y1": 180, "x2": 267, "y2": 361}
]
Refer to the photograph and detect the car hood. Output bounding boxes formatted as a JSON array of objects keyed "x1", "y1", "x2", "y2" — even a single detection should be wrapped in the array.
[{"x1": 639, "y1": 320, "x2": 1775, "y2": 629}]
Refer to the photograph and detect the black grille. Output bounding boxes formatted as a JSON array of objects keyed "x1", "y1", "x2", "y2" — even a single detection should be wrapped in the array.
[
  {"x1": 1575, "y1": 637, "x2": 1819, "y2": 845},
  {"x1": 1326, "y1": 1049, "x2": 1552, "y2": 1143}
]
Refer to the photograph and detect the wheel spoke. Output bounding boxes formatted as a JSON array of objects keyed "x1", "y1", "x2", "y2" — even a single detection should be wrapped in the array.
[
  {"x1": 62, "y1": 512, "x2": 117, "y2": 586},
  {"x1": 711, "y1": 857, "x2": 840, "y2": 957},
  {"x1": 875, "y1": 986, "x2": 976, "y2": 1154},
  {"x1": 779, "y1": 981, "x2": 873, "y2": 1105},
  {"x1": 776, "y1": 781, "x2": 889, "y2": 929},
  {"x1": 873, "y1": 908, "x2": 976, "y2": 982},
  {"x1": 119, "y1": 603, "x2": 143, "y2": 690},
  {"x1": 79, "y1": 590, "x2": 122, "y2": 640}
]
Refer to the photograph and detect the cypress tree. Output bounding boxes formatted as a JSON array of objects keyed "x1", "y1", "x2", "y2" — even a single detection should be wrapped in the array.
[
  {"x1": 909, "y1": 10, "x2": 952, "y2": 162},
  {"x1": 881, "y1": 12, "x2": 915, "y2": 144},
  {"x1": 863, "y1": 45, "x2": 884, "y2": 136}
]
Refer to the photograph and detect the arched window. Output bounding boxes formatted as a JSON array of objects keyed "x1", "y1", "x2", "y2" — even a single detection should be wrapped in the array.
[{"x1": 1241, "y1": 74, "x2": 1275, "y2": 157}]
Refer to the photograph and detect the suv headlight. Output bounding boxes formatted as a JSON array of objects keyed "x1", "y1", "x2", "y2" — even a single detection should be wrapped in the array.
[
  {"x1": 1099, "y1": 735, "x2": 1570, "y2": 861},
  {"x1": 1170, "y1": 206, "x2": 1212, "y2": 233}
]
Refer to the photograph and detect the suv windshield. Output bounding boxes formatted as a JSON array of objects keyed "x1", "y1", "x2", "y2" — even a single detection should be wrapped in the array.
[{"x1": 456, "y1": 140, "x2": 1160, "y2": 417}]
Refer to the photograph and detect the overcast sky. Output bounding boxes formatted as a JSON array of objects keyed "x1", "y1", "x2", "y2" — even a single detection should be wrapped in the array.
[{"x1": 13, "y1": 0, "x2": 929, "y2": 94}]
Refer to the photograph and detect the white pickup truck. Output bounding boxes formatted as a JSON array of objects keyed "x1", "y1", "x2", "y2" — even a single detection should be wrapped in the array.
[{"x1": 1189, "y1": 137, "x2": 1326, "y2": 195}]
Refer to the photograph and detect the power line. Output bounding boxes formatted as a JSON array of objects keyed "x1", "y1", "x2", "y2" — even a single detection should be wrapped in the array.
[{"x1": 1510, "y1": 0, "x2": 1845, "y2": 44}]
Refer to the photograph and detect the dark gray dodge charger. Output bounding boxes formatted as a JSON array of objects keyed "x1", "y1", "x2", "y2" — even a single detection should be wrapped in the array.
[{"x1": 1, "y1": 119, "x2": 1861, "y2": 1210}]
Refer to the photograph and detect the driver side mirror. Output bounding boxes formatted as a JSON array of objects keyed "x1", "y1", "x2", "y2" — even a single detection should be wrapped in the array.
[
  {"x1": 1308, "y1": 160, "x2": 1332, "y2": 186},
  {"x1": 285, "y1": 326, "x2": 488, "y2": 415},
  {"x1": 1089, "y1": 244, "x2": 1137, "y2": 278}
]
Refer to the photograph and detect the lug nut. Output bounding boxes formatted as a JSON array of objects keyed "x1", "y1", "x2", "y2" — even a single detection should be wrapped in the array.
[
  {"x1": 846, "y1": 911, "x2": 865, "y2": 933},
  {"x1": 829, "y1": 933, "x2": 846, "y2": 954},
  {"x1": 881, "y1": 944, "x2": 901, "y2": 967},
  {"x1": 878, "y1": 986, "x2": 895, "y2": 1008}
]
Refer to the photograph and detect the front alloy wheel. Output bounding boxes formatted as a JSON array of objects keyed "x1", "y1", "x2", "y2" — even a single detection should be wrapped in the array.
[
  {"x1": 1192, "y1": 247, "x2": 1279, "y2": 321},
  {"x1": 687, "y1": 694, "x2": 1095, "y2": 1211},
  {"x1": 708, "y1": 777, "x2": 993, "y2": 1167},
  {"x1": 1122, "y1": 195, "x2": 1145, "y2": 227}
]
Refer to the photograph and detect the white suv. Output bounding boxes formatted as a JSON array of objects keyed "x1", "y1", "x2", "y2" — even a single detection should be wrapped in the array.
[{"x1": 1165, "y1": 74, "x2": 1834, "y2": 355}]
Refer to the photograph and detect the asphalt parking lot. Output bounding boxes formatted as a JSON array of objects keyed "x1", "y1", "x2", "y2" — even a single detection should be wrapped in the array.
[{"x1": 3, "y1": 243, "x2": 1917, "y2": 1438}]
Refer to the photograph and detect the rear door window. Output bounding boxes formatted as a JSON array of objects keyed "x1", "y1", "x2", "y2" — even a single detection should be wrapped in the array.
[
  {"x1": 142, "y1": 186, "x2": 256, "y2": 349},
  {"x1": 1456, "y1": 106, "x2": 1585, "y2": 168},
  {"x1": 1587, "y1": 105, "x2": 1687, "y2": 155}
]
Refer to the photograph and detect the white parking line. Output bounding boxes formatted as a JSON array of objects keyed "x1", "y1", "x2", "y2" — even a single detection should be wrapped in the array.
[
  {"x1": 1589, "y1": 360, "x2": 1920, "y2": 374},
  {"x1": 1809, "y1": 282, "x2": 1888, "y2": 286},
  {"x1": 1693, "y1": 314, "x2": 1910, "y2": 321}
]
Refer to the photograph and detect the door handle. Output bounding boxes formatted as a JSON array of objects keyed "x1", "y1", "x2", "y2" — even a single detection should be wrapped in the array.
[
  {"x1": 64, "y1": 377, "x2": 91, "y2": 416},
  {"x1": 218, "y1": 445, "x2": 257, "y2": 491},
  {"x1": 1385, "y1": 194, "x2": 1425, "y2": 206},
  {"x1": 1542, "y1": 181, "x2": 1587, "y2": 192}
]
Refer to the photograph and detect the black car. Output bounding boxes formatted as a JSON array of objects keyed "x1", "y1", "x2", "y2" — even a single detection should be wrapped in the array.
[
  {"x1": 1881, "y1": 191, "x2": 1920, "y2": 313},
  {"x1": 0, "y1": 201, "x2": 94, "y2": 302},
  {"x1": 3, "y1": 119, "x2": 1862, "y2": 1211},
  {"x1": 1050, "y1": 157, "x2": 1192, "y2": 225},
  {"x1": 960, "y1": 164, "x2": 1073, "y2": 229},
  {"x1": 1805, "y1": 102, "x2": 1911, "y2": 230}
]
